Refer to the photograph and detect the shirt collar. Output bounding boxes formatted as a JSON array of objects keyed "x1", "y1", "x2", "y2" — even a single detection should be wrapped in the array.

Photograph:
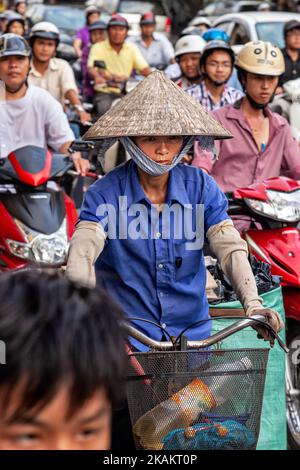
[
  {"x1": 122, "y1": 161, "x2": 149, "y2": 209},
  {"x1": 166, "y1": 165, "x2": 190, "y2": 206},
  {"x1": 122, "y1": 161, "x2": 190, "y2": 209},
  {"x1": 227, "y1": 98, "x2": 285, "y2": 127},
  {"x1": 139, "y1": 33, "x2": 160, "y2": 44},
  {"x1": 227, "y1": 97, "x2": 286, "y2": 134},
  {"x1": 106, "y1": 39, "x2": 128, "y2": 51},
  {"x1": 30, "y1": 58, "x2": 58, "y2": 76},
  {"x1": 49, "y1": 58, "x2": 59, "y2": 70},
  {"x1": 202, "y1": 81, "x2": 228, "y2": 102}
]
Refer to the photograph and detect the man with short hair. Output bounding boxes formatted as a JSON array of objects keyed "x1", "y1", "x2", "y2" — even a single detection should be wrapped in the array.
[
  {"x1": 88, "y1": 14, "x2": 152, "y2": 117},
  {"x1": 187, "y1": 41, "x2": 243, "y2": 111},
  {"x1": 193, "y1": 41, "x2": 300, "y2": 193},
  {"x1": 0, "y1": 33, "x2": 88, "y2": 175},
  {"x1": 28, "y1": 22, "x2": 91, "y2": 126},
  {"x1": 128, "y1": 12, "x2": 174, "y2": 69},
  {"x1": 166, "y1": 34, "x2": 206, "y2": 90}
]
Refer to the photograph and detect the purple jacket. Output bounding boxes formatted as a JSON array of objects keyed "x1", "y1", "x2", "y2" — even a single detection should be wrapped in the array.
[
  {"x1": 75, "y1": 26, "x2": 90, "y2": 49},
  {"x1": 193, "y1": 100, "x2": 300, "y2": 193}
]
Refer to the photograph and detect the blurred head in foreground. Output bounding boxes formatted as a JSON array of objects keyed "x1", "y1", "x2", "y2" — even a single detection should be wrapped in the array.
[{"x1": 0, "y1": 270, "x2": 127, "y2": 450}]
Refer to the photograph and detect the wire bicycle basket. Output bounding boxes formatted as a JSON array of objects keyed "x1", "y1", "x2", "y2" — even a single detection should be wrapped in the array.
[{"x1": 124, "y1": 315, "x2": 286, "y2": 451}]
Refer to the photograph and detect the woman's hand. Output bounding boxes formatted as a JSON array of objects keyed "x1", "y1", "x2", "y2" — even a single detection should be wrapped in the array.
[{"x1": 246, "y1": 306, "x2": 284, "y2": 346}]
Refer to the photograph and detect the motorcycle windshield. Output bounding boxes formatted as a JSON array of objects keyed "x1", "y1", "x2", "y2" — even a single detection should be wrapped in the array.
[{"x1": 0, "y1": 146, "x2": 72, "y2": 187}]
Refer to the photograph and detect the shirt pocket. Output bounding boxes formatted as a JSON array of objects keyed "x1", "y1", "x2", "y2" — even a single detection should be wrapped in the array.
[{"x1": 172, "y1": 238, "x2": 202, "y2": 283}]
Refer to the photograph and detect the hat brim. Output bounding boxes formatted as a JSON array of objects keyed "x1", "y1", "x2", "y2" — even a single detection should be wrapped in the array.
[
  {"x1": 285, "y1": 23, "x2": 300, "y2": 33},
  {"x1": 84, "y1": 71, "x2": 232, "y2": 141},
  {"x1": 108, "y1": 22, "x2": 129, "y2": 29}
]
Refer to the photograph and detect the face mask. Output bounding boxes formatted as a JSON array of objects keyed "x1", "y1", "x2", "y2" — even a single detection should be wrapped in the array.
[
  {"x1": 95, "y1": 136, "x2": 215, "y2": 177},
  {"x1": 120, "y1": 136, "x2": 196, "y2": 176}
]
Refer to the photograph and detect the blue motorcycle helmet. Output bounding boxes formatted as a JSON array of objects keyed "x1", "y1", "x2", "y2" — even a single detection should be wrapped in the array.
[{"x1": 202, "y1": 28, "x2": 230, "y2": 44}]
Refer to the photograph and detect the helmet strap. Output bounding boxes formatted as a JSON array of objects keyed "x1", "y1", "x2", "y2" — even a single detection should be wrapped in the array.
[
  {"x1": 204, "y1": 72, "x2": 229, "y2": 88},
  {"x1": 245, "y1": 92, "x2": 269, "y2": 110}
]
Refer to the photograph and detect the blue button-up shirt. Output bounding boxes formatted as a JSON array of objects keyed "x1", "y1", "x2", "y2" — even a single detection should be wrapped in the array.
[{"x1": 80, "y1": 161, "x2": 229, "y2": 350}]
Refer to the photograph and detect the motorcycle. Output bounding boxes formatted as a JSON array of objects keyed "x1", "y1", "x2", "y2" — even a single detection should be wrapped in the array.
[
  {"x1": 0, "y1": 146, "x2": 78, "y2": 270},
  {"x1": 271, "y1": 78, "x2": 300, "y2": 143},
  {"x1": 227, "y1": 176, "x2": 300, "y2": 449}
]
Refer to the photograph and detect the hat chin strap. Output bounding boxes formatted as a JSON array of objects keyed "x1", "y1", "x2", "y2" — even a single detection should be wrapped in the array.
[
  {"x1": 205, "y1": 73, "x2": 229, "y2": 88},
  {"x1": 246, "y1": 92, "x2": 270, "y2": 110}
]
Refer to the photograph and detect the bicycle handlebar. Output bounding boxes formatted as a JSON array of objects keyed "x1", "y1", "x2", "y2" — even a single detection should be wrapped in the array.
[{"x1": 123, "y1": 315, "x2": 288, "y2": 352}]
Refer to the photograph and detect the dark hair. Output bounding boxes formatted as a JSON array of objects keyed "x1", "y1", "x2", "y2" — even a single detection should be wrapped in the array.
[
  {"x1": 6, "y1": 19, "x2": 25, "y2": 35},
  {"x1": 236, "y1": 67, "x2": 247, "y2": 91},
  {"x1": 0, "y1": 270, "x2": 127, "y2": 420},
  {"x1": 200, "y1": 47, "x2": 234, "y2": 68}
]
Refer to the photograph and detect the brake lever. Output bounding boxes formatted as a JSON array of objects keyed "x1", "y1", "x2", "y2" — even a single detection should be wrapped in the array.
[{"x1": 247, "y1": 316, "x2": 289, "y2": 353}]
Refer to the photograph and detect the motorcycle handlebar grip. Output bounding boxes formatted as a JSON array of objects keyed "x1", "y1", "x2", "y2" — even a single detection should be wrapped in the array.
[{"x1": 69, "y1": 140, "x2": 95, "y2": 153}]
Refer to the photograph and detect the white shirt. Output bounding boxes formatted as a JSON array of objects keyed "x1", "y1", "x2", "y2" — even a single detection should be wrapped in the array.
[
  {"x1": 165, "y1": 62, "x2": 181, "y2": 80},
  {"x1": 28, "y1": 58, "x2": 78, "y2": 105},
  {"x1": 0, "y1": 85, "x2": 74, "y2": 159}
]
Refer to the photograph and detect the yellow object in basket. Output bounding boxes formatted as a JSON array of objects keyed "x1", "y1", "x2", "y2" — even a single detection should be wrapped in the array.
[{"x1": 133, "y1": 378, "x2": 216, "y2": 450}]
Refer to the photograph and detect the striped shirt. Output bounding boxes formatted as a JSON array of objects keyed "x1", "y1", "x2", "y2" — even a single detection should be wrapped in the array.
[{"x1": 187, "y1": 81, "x2": 243, "y2": 112}]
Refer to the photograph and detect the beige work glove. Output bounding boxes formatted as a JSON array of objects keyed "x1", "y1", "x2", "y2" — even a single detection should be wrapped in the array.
[
  {"x1": 207, "y1": 220, "x2": 284, "y2": 345},
  {"x1": 66, "y1": 221, "x2": 106, "y2": 288},
  {"x1": 246, "y1": 301, "x2": 284, "y2": 346}
]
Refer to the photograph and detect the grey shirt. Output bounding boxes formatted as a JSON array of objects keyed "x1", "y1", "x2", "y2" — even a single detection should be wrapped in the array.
[
  {"x1": 0, "y1": 84, "x2": 74, "y2": 159},
  {"x1": 128, "y1": 33, "x2": 174, "y2": 69}
]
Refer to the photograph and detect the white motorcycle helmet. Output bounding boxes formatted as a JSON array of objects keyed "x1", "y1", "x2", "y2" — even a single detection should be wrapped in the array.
[
  {"x1": 174, "y1": 35, "x2": 207, "y2": 59},
  {"x1": 189, "y1": 16, "x2": 211, "y2": 28},
  {"x1": 29, "y1": 22, "x2": 60, "y2": 46}
]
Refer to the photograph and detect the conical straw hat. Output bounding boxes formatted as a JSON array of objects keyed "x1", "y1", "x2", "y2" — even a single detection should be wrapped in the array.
[{"x1": 83, "y1": 71, "x2": 232, "y2": 140}]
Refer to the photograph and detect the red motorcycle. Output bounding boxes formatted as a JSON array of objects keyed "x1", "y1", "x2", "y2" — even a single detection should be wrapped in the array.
[
  {"x1": 0, "y1": 146, "x2": 78, "y2": 270},
  {"x1": 227, "y1": 176, "x2": 300, "y2": 449}
]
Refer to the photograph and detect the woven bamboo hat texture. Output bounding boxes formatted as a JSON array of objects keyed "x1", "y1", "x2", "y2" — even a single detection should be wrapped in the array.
[{"x1": 83, "y1": 71, "x2": 232, "y2": 140}]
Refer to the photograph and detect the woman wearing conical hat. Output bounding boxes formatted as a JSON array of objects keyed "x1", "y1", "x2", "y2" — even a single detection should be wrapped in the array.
[{"x1": 66, "y1": 71, "x2": 283, "y2": 348}]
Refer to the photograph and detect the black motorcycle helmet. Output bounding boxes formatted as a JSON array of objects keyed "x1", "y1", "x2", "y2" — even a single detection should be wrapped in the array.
[
  {"x1": 200, "y1": 40, "x2": 235, "y2": 68},
  {"x1": 0, "y1": 34, "x2": 31, "y2": 94},
  {"x1": 200, "y1": 40, "x2": 235, "y2": 87},
  {"x1": 88, "y1": 20, "x2": 107, "y2": 33},
  {"x1": 0, "y1": 33, "x2": 31, "y2": 59}
]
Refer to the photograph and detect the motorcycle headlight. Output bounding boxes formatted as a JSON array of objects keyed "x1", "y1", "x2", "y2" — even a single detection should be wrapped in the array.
[
  {"x1": 245, "y1": 189, "x2": 300, "y2": 222},
  {"x1": 31, "y1": 234, "x2": 68, "y2": 265},
  {"x1": 6, "y1": 220, "x2": 69, "y2": 265}
]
